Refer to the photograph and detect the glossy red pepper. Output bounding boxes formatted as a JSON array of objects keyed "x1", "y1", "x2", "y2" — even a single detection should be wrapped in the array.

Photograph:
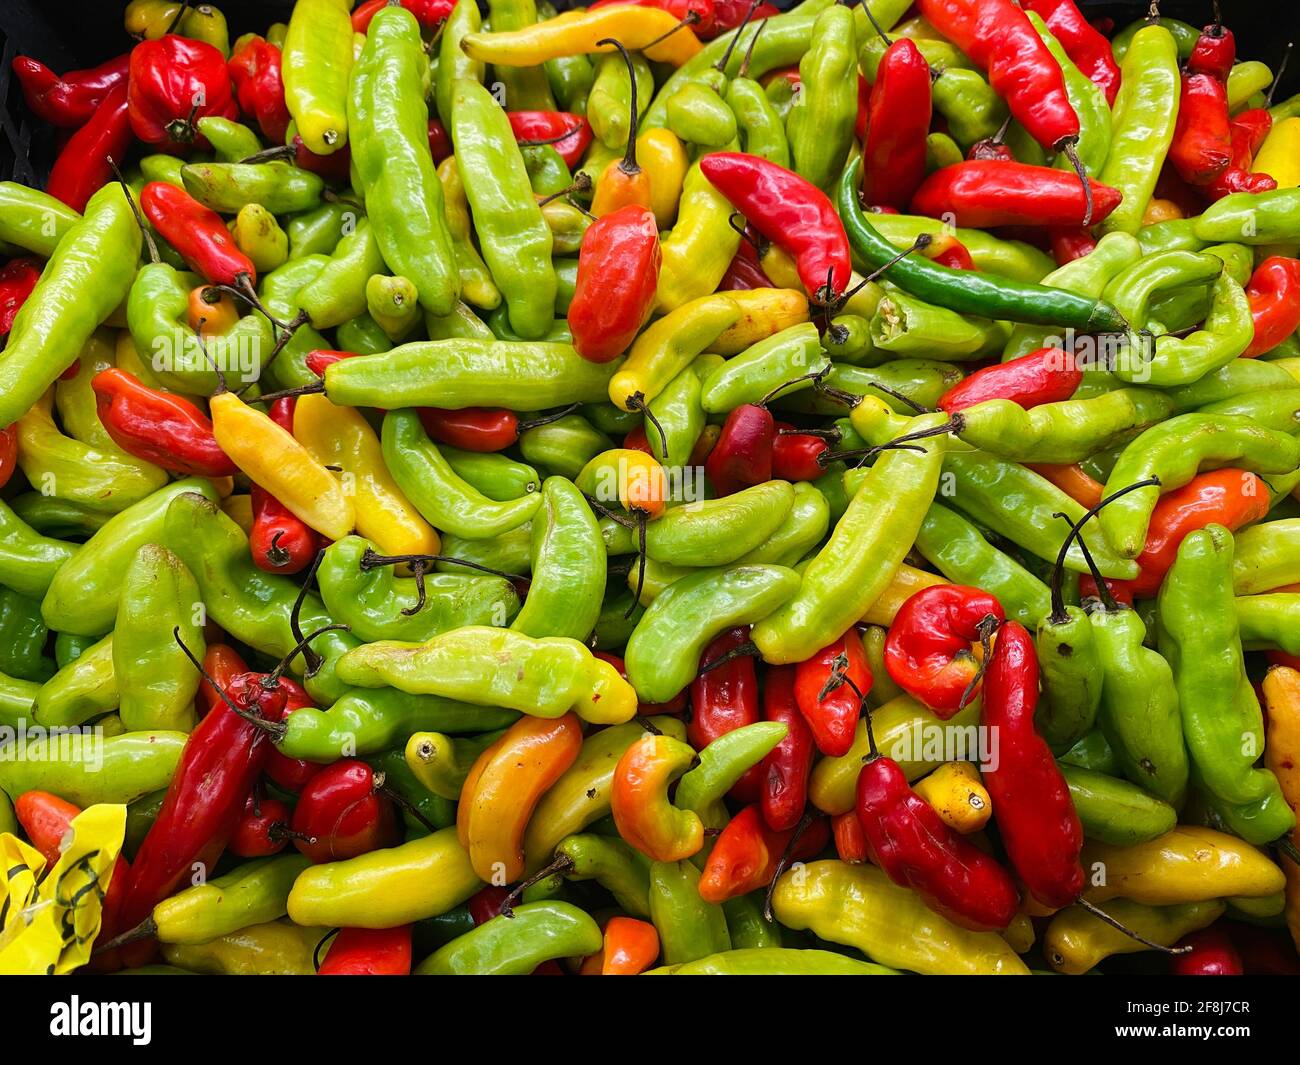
[
  {"x1": 419, "y1": 407, "x2": 518, "y2": 452},
  {"x1": 938, "y1": 347, "x2": 1081, "y2": 413},
  {"x1": 698, "y1": 804, "x2": 829, "y2": 904},
  {"x1": 46, "y1": 83, "x2": 133, "y2": 213},
  {"x1": 116, "y1": 668, "x2": 289, "y2": 967},
  {"x1": 759, "y1": 665, "x2": 814, "y2": 832},
  {"x1": 569, "y1": 205, "x2": 662, "y2": 363},
  {"x1": 12, "y1": 52, "x2": 130, "y2": 128},
  {"x1": 855, "y1": 743, "x2": 1019, "y2": 931},
  {"x1": 832, "y1": 809, "x2": 870, "y2": 863},
  {"x1": 1171, "y1": 925, "x2": 1243, "y2": 976},
  {"x1": 1187, "y1": 9, "x2": 1236, "y2": 83},
  {"x1": 91, "y1": 367, "x2": 237, "y2": 477},
  {"x1": 860, "y1": 38, "x2": 931, "y2": 210},
  {"x1": 352, "y1": 0, "x2": 455, "y2": 32},
  {"x1": 0, "y1": 427, "x2": 17, "y2": 491},
  {"x1": 266, "y1": 395, "x2": 297, "y2": 434},
  {"x1": 292, "y1": 134, "x2": 353, "y2": 183},
  {"x1": 428, "y1": 118, "x2": 452, "y2": 164},
  {"x1": 705, "y1": 403, "x2": 773, "y2": 496},
  {"x1": 924, "y1": 234, "x2": 977, "y2": 272},
  {"x1": 1169, "y1": 72, "x2": 1233, "y2": 187},
  {"x1": 291, "y1": 759, "x2": 399, "y2": 864},
  {"x1": 508, "y1": 111, "x2": 594, "y2": 170},
  {"x1": 229, "y1": 794, "x2": 294, "y2": 858},
  {"x1": 793, "y1": 629, "x2": 871, "y2": 758},
  {"x1": 198, "y1": 644, "x2": 247, "y2": 717},
  {"x1": 688, "y1": 627, "x2": 762, "y2": 803},
  {"x1": 1243, "y1": 256, "x2": 1300, "y2": 358},
  {"x1": 227, "y1": 36, "x2": 291, "y2": 144},
  {"x1": 1023, "y1": 0, "x2": 1120, "y2": 105},
  {"x1": 1049, "y1": 227, "x2": 1097, "y2": 265},
  {"x1": 980, "y1": 619, "x2": 1084, "y2": 910},
  {"x1": 263, "y1": 675, "x2": 322, "y2": 795},
  {"x1": 1206, "y1": 108, "x2": 1276, "y2": 200},
  {"x1": 700, "y1": 152, "x2": 851, "y2": 303},
  {"x1": 708, "y1": 0, "x2": 775, "y2": 37},
  {"x1": 140, "y1": 181, "x2": 257, "y2": 287},
  {"x1": 771, "y1": 422, "x2": 828, "y2": 483},
  {"x1": 126, "y1": 35, "x2": 237, "y2": 151},
  {"x1": 319, "y1": 925, "x2": 414, "y2": 975},
  {"x1": 468, "y1": 886, "x2": 511, "y2": 926},
  {"x1": 304, "y1": 349, "x2": 360, "y2": 378},
  {"x1": 883, "y1": 585, "x2": 1004, "y2": 717},
  {"x1": 0, "y1": 258, "x2": 42, "y2": 337},
  {"x1": 250, "y1": 483, "x2": 320, "y2": 575},
  {"x1": 910, "y1": 161, "x2": 1122, "y2": 228},
  {"x1": 716, "y1": 250, "x2": 774, "y2": 291}
]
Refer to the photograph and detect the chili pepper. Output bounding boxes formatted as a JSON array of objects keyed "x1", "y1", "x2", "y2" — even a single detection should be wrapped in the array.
[
  {"x1": 1059, "y1": 763, "x2": 1178, "y2": 848},
  {"x1": 913, "y1": 161, "x2": 1123, "y2": 230},
  {"x1": 1023, "y1": 0, "x2": 1119, "y2": 105},
  {"x1": 568, "y1": 206, "x2": 661, "y2": 364},
  {"x1": 417, "y1": 900, "x2": 601, "y2": 974},
  {"x1": 1195, "y1": 189, "x2": 1300, "y2": 246},
  {"x1": 0, "y1": 727, "x2": 185, "y2": 811},
  {"x1": 787, "y1": 629, "x2": 866, "y2": 757},
  {"x1": 282, "y1": 0, "x2": 353, "y2": 154},
  {"x1": 655, "y1": 160, "x2": 742, "y2": 311},
  {"x1": 699, "y1": 805, "x2": 824, "y2": 905},
  {"x1": 46, "y1": 84, "x2": 133, "y2": 214},
  {"x1": 938, "y1": 349, "x2": 1081, "y2": 415},
  {"x1": 12, "y1": 51, "x2": 130, "y2": 128},
  {"x1": 140, "y1": 182, "x2": 255, "y2": 291},
  {"x1": 435, "y1": 0, "x2": 483, "y2": 128},
  {"x1": 90, "y1": 368, "x2": 231, "y2": 478},
  {"x1": 229, "y1": 795, "x2": 295, "y2": 858},
  {"x1": 466, "y1": 6, "x2": 701, "y2": 69},
  {"x1": 226, "y1": 35, "x2": 290, "y2": 143},
  {"x1": 859, "y1": 33, "x2": 931, "y2": 211},
  {"x1": 704, "y1": 405, "x2": 774, "y2": 496},
  {"x1": 181, "y1": 160, "x2": 324, "y2": 217},
  {"x1": 248, "y1": 483, "x2": 319, "y2": 575},
  {"x1": 507, "y1": 111, "x2": 593, "y2": 169},
  {"x1": 127, "y1": 35, "x2": 237, "y2": 150},
  {"x1": 310, "y1": 925, "x2": 411, "y2": 976},
  {"x1": 1170, "y1": 72, "x2": 1233, "y2": 187},
  {"x1": 288, "y1": 759, "x2": 398, "y2": 865},
  {"x1": 1169, "y1": 925, "x2": 1244, "y2": 976},
  {"x1": 0, "y1": 258, "x2": 41, "y2": 339},
  {"x1": 32, "y1": 628, "x2": 118, "y2": 728},
  {"x1": 1243, "y1": 256, "x2": 1300, "y2": 357},
  {"x1": 1045, "y1": 899, "x2": 1224, "y2": 975},
  {"x1": 579, "y1": 915, "x2": 659, "y2": 976},
  {"x1": 769, "y1": 424, "x2": 827, "y2": 484},
  {"x1": 783, "y1": 3, "x2": 855, "y2": 192},
  {"x1": 0, "y1": 587, "x2": 53, "y2": 683}
]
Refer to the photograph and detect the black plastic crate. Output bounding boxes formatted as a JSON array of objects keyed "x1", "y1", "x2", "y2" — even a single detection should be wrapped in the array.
[{"x1": 0, "y1": 1, "x2": 1297, "y2": 185}]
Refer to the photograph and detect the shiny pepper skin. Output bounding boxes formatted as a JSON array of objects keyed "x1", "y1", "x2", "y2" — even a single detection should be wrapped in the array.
[{"x1": 291, "y1": 759, "x2": 399, "y2": 864}]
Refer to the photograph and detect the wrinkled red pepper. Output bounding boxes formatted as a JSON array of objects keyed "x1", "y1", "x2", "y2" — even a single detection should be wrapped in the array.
[
  {"x1": 771, "y1": 422, "x2": 828, "y2": 482},
  {"x1": 352, "y1": 0, "x2": 455, "y2": 32},
  {"x1": 698, "y1": 804, "x2": 828, "y2": 903},
  {"x1": 569, "y1": 205, "x2": 661, "y2": 364},
  {"x1": 11, "y1": 52, "x2": 131, "y2": 128},
  {"x1": 1244, "y1": 256, "x2": 1300, "y2": 357},
  {"x1": 759, "y1": 664, "x2": 815, "y2": 832},
  {"x1": 508, "y1": 112, "x2": 594, "y2": 169},
  {"x1": 0, "y1": 258, "x2": 42, "y2": 337},
  {"x1": 140, "y1": 181, "x2": 257, "y2": 286},
  {"x1": 1169, "y1": 72, "x2": 1233, "y2": 187},
  {"x1": 127, "y1": 35, "x2": 237, "y2": 151},
  {"x1": 1187, "y1": 7, "x2": 1236, "y2": 83},
  {"x1": 1049, "y1": 227, "x2": 1097, "y2": 265},
  {"x1": 229, "y1": 794, "x2": 294, "y2": 858},
  {"x1": 910, "y1": 161, "x2": 1122, "y2": 228},
  {"x1": 227, "y1": 35, "x2": 291, "y2": 144},
  {"x1": 793, "y1": 629, "x2": 871, "y2": 757},
  {"x1": 688, "y1": 627, "x2": 762, "y2": 803},
  {"x1": 861, "y1": 38, "x2": 931, "y2": 210},
  {"x1": 1205, "y1": 108, "x2": 1277, "y2": 200},
  {"x1": 250, "y1": 484, "x2": 320, "y2": 575},
  {"x1": 46, "y1": 84, "x2": 133, "y2": 213},
  {"x1": 1023, "y1": 0, "x2": 1120, "y2": 105},
  {"x1": 937, "y1": 347, "x2": 1082, "y2": 413}
]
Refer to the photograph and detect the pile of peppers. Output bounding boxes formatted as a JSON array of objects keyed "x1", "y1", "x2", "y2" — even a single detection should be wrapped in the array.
[{"x1": 1, "y1": 0, "x2": 1300, "y2": 978}]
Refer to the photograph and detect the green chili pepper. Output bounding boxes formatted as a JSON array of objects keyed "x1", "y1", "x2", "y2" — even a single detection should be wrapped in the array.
[
  {"x1": 436, "y1": 525, "x2": 534, "y2": 577},
  {"x1": 924, "y1": 131, "x2": 964, "y2": 172},
  {"x1": 1089, "y1": 603, "x2": 1188, "y2": 807},
  {"x1": 1104, "y1": 250, "x2": 1224, "y2": 329},
  {"x1": 350, "y1": 7, "x2": 460, "y2": 318},
  {"x1": 338, "y1": 311, "x2": 396, "y2": 354},
  {"x1": 1193, "y1": 763, "x2": 1296, "y2": 845},
  {"x1": 555, "y1": 834, "x2": 652, "y2": 916},
  {"x1": 369, "y1": 748, "x2": 457, "y2": 834},
  {"x1": 1194, "y1": 189, "x2": 1300, "y2": 246},
  {"x1": 443, "y1": 445, "x2": 542, "y2": 502},
  {"x1": 675, "y1": 722, "x2": 788, "y2": 814},
  {"x1": 485, "y1": 0, "x2": 557, "y2": 110},
  {"x1": 657, "y1": 947, "x2": 898, "y2": 975},
  {"x1": 282, "y1": 0, "x2": 353, "y2": 154},
  {"x1": 1035, "y1": 603, "x2": 1103, "y2": 754},
  {"x1": 1198, "y1": 390, "x2": 1300, "y2": 434},
  {"x1": 649, "y1": 859, "x2": 732, "y2": 966},
  {"x1": 736, "y1": 481, "x2": 829, "y2": 568},
  {"x1": 9, "y1": 494, "x2": 108, "y2": 539},
  {"x1": 180, "y1": 161, "x2": 323, "y2": 215},
  {"x1": 417, "y1": 900, "x2": 600, "y2": 974},
  {"x1": 699, "y1": 324, "x2": 826, "y2": 412},
  {"x1": 324, "y1": 340, "x2": 619, "y2": 409},
  {"x1": 138, "y1": 153, "x2": 186, "y2": 189},
  {"x1": 113, "y1": 544, "x2": 202, "y2": 734},
  {"x1": 146, "y1": 853, "x2": 312, "y2": 946},
  {"x1": 0, "y1": 588, "x2": 53, "y2": 682},
  {"x1": 296, "y1": 218, "x2": 387, "y2": 329},
  {"x1": 511, "y1": 477, "x2": 606, "y2": 642},
  {"x1": 591, "y1": 589, "x2": 644, "y2": 652},
  {"x1": 643, "y1": 483, "x2": 798, "y2": 568},
  {"x1": 382, "y1": 410, "x2": 542, "y2": 539},
  {"x1": 1059, "y1": 729, "x2": 1121, "y2": 776},
  {"x1": 364, "y1": 274, "x2": 422, "y2": 342},
  {"x1": 1100, "y1": 415, "x2": 1300, "y2": 559},
  {"x1": 1058, "y1": 763, "x2": 1177, "y2": 847},
  {"x1": 0, "y1": 506, "x2": 72, "y2": 610},
  {"x1": 41, "y1": 479, "x2": 219, "y2": 636},
  {"x1": 787, "y1": 4, "x2": 857, "y2": 190},
  {"x1": 1111, "y1": 16, "x2": 1199, "y2": 62},
  {"x1": 426, "y1": 300, "x2": 496, "y2": 343},
  {"x1": 436, "y1": 0, "x2": 485, "y2": 128},
  {"x1": 765, "y1": 76, "x2": 796, "y2": 123},
  {"x1": 0, "y1": 670, "x2": 38, "y2": 728},
  {"x1": 914, "y1": 502, "x2": 1051, "y2": 627},
  {"x1": 727, "y1": 73, "x2": 790, "y2": 168},
  {"x1": 1226, "y1": 61, "x2": 1273, "y2": 111},
  {"x1": 0, "y1": 184, "x2": 140, "y2": 427},
  {"x1": 838, "y1": 159, "x2": 1126, "y2": 332},
  {"x1": 1028, "y1": 13, "x2": 1110, "y2": 177},
  {"x1": 627, "y1": 564, "x2": 801, "y2": 701},
  {"x1": 232, "y1": 204, "x2": 290, "y2": 274},
  {"x1": 722, "y1": 893, "x2": 782, "y2": 950},
  {"x1": 1098, "y1": 26, "x2": 1180, "y2": 237},
  {"x1": 196, "y1": 116, "x2": 262, "y2": 163},
  {"x1": 287, "y1": 202, "x2": 350, "y2": 260},
  {"x1": 485, "y1": 303, "x2": 571, "y2": 344},
  {"x1": 405, "y1": 728, "x2": 507, "y2": 801},
  {"x1": 667, "y1": 82, "x2": 738, "y2": 148},
  {"x1": 257, "y1": 255, "x2": 334, "y2": 389},
  {"x1": 538, "y1": 2, "x2": 593, "y2": 110},
  {"x1": 520, "y1": 414, "x2": 614, "y2": 480},
  {"x1": 589, "y1": 49, "x2": 653, "y2": 150},
  {"x1": 869, "y1": 213, "x2": 1054, "y2": 283},
  {"x1": 53, "y1": 633, "x2": 97, "y2": 672},
  {"x1": 522, "y1": 144, "x2": 574, "y2": 197},
  {"x1": 870, "y1": 291, "x2": 1008, "y2": 361},
  {"x1": 775, "y1": 359, "x2": 962, "y2": 416},
  {"x1": 318, "y1": 535, "x2": 519, "y2": 643},
  {"x1": 0, "y1": 728, "x2": 186, "y2": 807},
  {"x1": 1168, "y1": 358, "x2": 1300, "y2": 410}
]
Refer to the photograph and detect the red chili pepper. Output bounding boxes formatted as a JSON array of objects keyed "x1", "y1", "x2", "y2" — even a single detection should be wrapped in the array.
[
  {"x1": 352, "y1": 0, "x2": 455, "y2": 32},
  {"x1": 427, "y1": 117, "x2": 453, "y2": 164},
  {"x1": 1082, "y1": 469, "x2": 1270, "y2": 601},
  {"x1": 250, "y1": 483, "x2": 320, "y2": 575},
  {"x1": 980, "y1": 619, "x2": 1084, "y2": 910},
  {"x1": 592, "y1": 650, "x2": 686, "y2": 715},
  {"x1": 419, "y1": 407, "x2": 518, "y2": 452},
  {"x1": 45, "y1": 83, "x2": 133, "y2": 213},
  {"x1": 304, "y1": 349, "x2": 362, "y2": 379},
  {"x1": 468, "y1": 886, "x2": 510, "y2": 925},
  {"x1": 860, "y1": 38, "x2": 932, "y2": 210},
  {"x1": 11, "y1": 52, "x2": 130, "y2": 128},
  {"x1": 1022, "y1": 0, "x2": 1121, "y2": 105},
  {"x1": 590, "y1": 0, "x2": 718, "y2": 38},
  {"x1": 698, "y1": 805, "x2": 828, "y2": 904},
  {"x1": 688, "y1": 627, "x2": 762, "y2": 802},
  {"x1": 937, "y1": 347, "x2": 1081, "y2": 413},
  {"x1": 1049, "y1": 227, "x2": 1096, "y2": 265},
  {"x1": 793, "y1": 629, "x2": 871, "y2": 758},
  {"x1": 707, "y1": 0, "x2": 773, "y2": 37},
  {"x1": 116, "y1": 668, "x2": 289, "y2": 967},
  {"x1": 0, "y1": 258, "x2": 42, "y2": 337},
  {"x1": 266, "y1": 395, "x2": 297, "y2": 434},
  {"x1": 508, "y1": 112, "x2": 594, "y2": 170},
  {"x1": 227, "y1": 36, "x2": 291, "y2": 144},
  {"x1": 1206, "y1": 167, "x2": 1278, "y2": 200},
  {"x1": 14, "y1": 790, "x2": 133, "y2": 964},
  {"x1": 705, "y1": 403, "x2": 774, "y2": 496},
  {"x1": 291, "y1": 759, "x2": 399, "y2": 864},
  {"x1": 126, "y1": 35, "x2": 237, "y2": 151},
  {"x1": 922, "y1": 233, "x2": 977, "y2": 272},
  {"x1": 263, "y1": 676, "x2": 322, "y2": 794},
  {"x1": 855, "y1": 742, "x2": 1019, "y2": 931},
  {"x1": 716, "y1": 250, "x2": 774, "y2": 291},
  {"x1": 1243, "y1": 256, "x2": 1300, "y2": 357},
  {"x1": 292, "y1": 133, "x2": 353, "y2": 183},
  {"x1": 700, "y1": 152, "x2": 851, "y2": 303},
  {"x1": 0, "y1": 427, "x2": 17, "y2": 492},
  {"x1": 831, "y1": 809, "x2": 870, "y2": 863},
  {"x1": 140, "y1": 181, "x2": 257, "y2": 287},
  {"x1": 198, "y1": 644, "x2": 248, "y2": 717},
  {"x1": 910, "y1": 161, "x2": 1122, "y2": 228},
  {"x1": 1169, "y1": 72, "x2": 1233, "y2": 187},
  {"x1": 1187, "y1": 10, "x2": 1236, "y2": 83},
  {"x1": 1204, "y1": 107, "x2": 1276, "y2": 200},
  {"x1": 759, "y1": 665, "x2": 815, "y2": 832},
  {"x1": 229, "y1": 794, "x2": 294, "y2": 858},
  {"x1": 884, "y1": 585, "x2": 1005, "y2": 717},
  {"x1": 1170, "y1": 925, "x2": 1244, "y2": 976},
  {"x1": 569, "y1": 205, "x2": 662, "y2": 364},
  {"x1": 319, "y1": 925, "x2": 414, "y2": 975},
  {"x1": 91, "y1": 367, "x2": 237, "y2": 477},
  {"x1": 771, "y1": 422, "x2": 828, "y2": 483}
]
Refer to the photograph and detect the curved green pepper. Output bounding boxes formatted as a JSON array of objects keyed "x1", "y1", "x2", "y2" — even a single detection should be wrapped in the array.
[
  {"x1": 787, "y1": 3, "x2": 857, "y2": 190},
  {"x1": 296, "y1": 217, "x2": 387, "y2": 330},
  {"x1": 417, "y1": 900, "x2": 600, "y2": 975},
  {"x1": 735, "y1": 480, "x2": 829, "y2": 568},
  {"x1": 0, "y1": 729, "x2": 186, "y2": 807},
  {"x1": 1058, "y1": 764, "x2": 1177, "y2": 847},
  {"x1": 180, "y1": 161, "x2": 323, "y2": 215},
  {"x1": 649, "y1": 858, "x2": 732, "y2": 966},
  {"x1": 700, "y1": 324, "x2": 826, "y2": 412},
  {"x1": 0, "y1": 500, "x2": 78, "y2": 603}
]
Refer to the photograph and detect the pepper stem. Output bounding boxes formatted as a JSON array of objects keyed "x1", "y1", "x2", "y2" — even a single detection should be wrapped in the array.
[
  {"x1": 627, "y1": 393, "x2": 669, "y2": 464},
  {"x1": 238, "y1": 144, "x2": 298, "y2": 165},
  {"x1": 359, "y1": 547, "x2": 523, "y2": 582},
  {"x1": 516, "y1": 403, "x2": 581, "y2": 433},
  {"x1": 109, "y1": 158, "x2": 161, "y2": 265},
  {"x1": 597, "y1": 38, "x2": 642, "y2": 176},
  {"x1": 1057, "y1": 138, "x2": 1093, "y2": 228},
  {"x1": 715, "y1": 0, "x2": 763, "y2": 73},
  {"x1": 758, "y1": 363, "x2": 831, "y2": 408},
  {"x1": 1267, "y1": 42, "x2": 1294, "y2": 107},
  {"x1": 737, "y1": 15, "x2": 769, "y2": 80},
  {"x1": 172, "y1": 627, "x2": 286, "y2": 738},
  {"x1": 500, "y1": 854, "x2": 576, "y2": 919},
  {"x1": 286, "y1": 547, "x2": 327, "y2": 678},
  {"x1": 860, "y1": 0, "x2": 892, "y2": 45},
  {"x1": 627, "y1": 512, "x2": 648, "y2": 619},
  {"x1": 763, "y1": 810, "x2": 817, "y2": 922},
  {"x1": 697, "y1": 640, "x2": 760, "y2": 675},
  {"x1": 1076, "y1": 897, "x2": 1192, "y2": 955}
]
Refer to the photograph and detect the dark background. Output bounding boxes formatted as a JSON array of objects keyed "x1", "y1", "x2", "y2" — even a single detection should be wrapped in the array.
[{"x1": 1, "y1": 1, "x2": 1298, "y2": 185}]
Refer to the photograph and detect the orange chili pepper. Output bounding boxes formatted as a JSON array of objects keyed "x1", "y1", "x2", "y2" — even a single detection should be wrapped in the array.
[
  {"x1": 580, "y1": 916, "x2": 661, "y2": 975},
  {"x1": 610, "y1": 733, "x2": 703, "y2": 861},
  {"x1": 186, "y1": 284, "x2": 239, "y2": 337},
  {"x1": 1027, "y1": 462, "x2": 1104, "y2": 508}
]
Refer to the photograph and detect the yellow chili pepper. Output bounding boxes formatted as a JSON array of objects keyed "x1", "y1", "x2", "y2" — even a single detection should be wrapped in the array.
[
  {"x1": 707, "y1": 287, "x2": 810, "y2": 355},
  {"x1": 656, "y1": 161, "x2": 742, "y2": 313},
  {"x1": 1253, "y1": 116, "x2": 1300, "y2": 189},
  {"x1": 160, "y1": 919, "x2": 330, "y2": 975},
  {"x1": 913, "y1": 761, "x2": 992, "y2": 834},
  {"x1": 609, "y1": 295, "x2": 742, "y2": 410},
  {"x1": 221, "y1": 493, "x2": 254, "y2": 535},
  {"x1": 638, "y1": 129, "x2": 689, "y2": 229},
  {"x1": 209, "y1": 390, "x2": 355, "y2": 540},
  {"x1": 861, "y1": 562, "x2": 948, "y2": 627},
  {"x1": 1082, "y1": 825, "x2": 1286, "y2": 906},
  {"x1": 282, "y1": 0, "x2": 354, "y2": 154},
  {"x1": 462, "y1": 8, "x2": 703, "y2": 69},
  {"x1": 1044, "y1": 899, "x2": 1224, "y2": 975},
  {"x1": 1002, "y1": 910, "x2": 1036, "y2": 954},
  {"x1": 1263, "y1": 664, "x2": 1300, "y2": 951},
  {"x1": 293, "y1": 392, "x2": 439, "y2": 557},
  {"x1": 437, "y1": 157, "x2": 503, "y2": 311},
  {"x1": 1140, "y1": 198, "x2": 1184, "y2": 225}
]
